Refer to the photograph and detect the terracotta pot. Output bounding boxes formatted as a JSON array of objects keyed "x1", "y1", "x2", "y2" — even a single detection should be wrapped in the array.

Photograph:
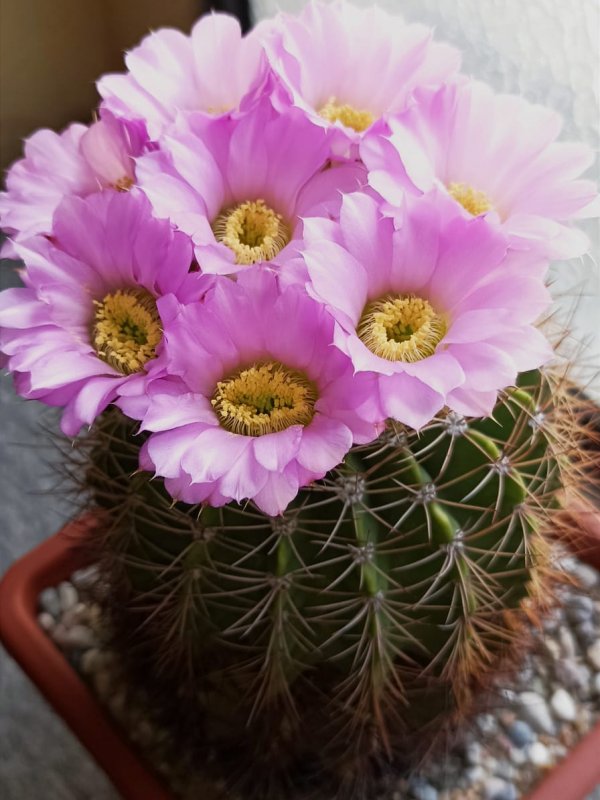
[{"x1": 1, "y1": 513, "x2": 599, "y2": 800}]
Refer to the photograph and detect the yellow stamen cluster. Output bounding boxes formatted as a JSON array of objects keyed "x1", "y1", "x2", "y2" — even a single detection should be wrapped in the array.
[
  {"x1": 212, "y1": 199, "x2": 291, "y2": 265},
  {"x1": 112, "y1": 176, "x2": 134, "y2": 192},
  {"x1": 358, "y1": 294, "x2": 447, "y2": 362},
  {"x1": 92, "y1": 289, "x2": 161, "y2": 374},
  {"x1": 212, "y1": 362, "x2": 317, "y2": 436},
  {"x1": 318, "y1": 97, "x2": 375, "y2": 133},
  {"x1": 448, "y1": 182, "x2": 493, "y2": 216}
]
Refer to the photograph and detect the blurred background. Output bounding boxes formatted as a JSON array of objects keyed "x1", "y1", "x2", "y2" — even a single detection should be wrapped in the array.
[{"x1": 0, "y1": 0, "x2": 598, "y2": 797}]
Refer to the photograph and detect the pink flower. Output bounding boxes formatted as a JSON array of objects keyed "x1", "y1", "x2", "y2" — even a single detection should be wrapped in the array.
[
  {"x1": 136, "y1": 95, "x2": 366, "y2": 276},
  {"x1": 361, "y1": 80, "x2": 599, "y2": 259},
  {"x1": 262, "y1": 0, "x2": 459, "y2": 151},
  {"x1": 0, "y1": 111, "x2": 147, "y2": 250},
  {"x1": 302, "y1": 191, "x2": 553, "y2": 428},
  {"x1": 98, "y1": 12, "x2": 266, "y2": 139},
  {"x1": 131, "y1": 270, "x2": 382, "y2": 516},
  {"x1": 0, "y1": 191, "x2": 202, "y2": 436}
]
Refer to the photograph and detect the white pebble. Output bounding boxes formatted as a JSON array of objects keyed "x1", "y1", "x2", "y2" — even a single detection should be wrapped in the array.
[
  {"x1": 66, "y1": 624, "x2": 98, "y2": 649},
  {"x1": 61, "y1": 602, "x2": 89, "y2": 629},
  {"x1": 53, "y1": 623, "x2": 97, "y2": 650},
  {"x1": 466, "y1": 765, "x2": 486, "y2": 783},
  {"x1": 71, "y1": 564, "x2": 100, "y2": 590},
  {"x1": 517, "y1": 692, "x2": 556, "y2": 735},
  {"x1": 550, "y1": 688, "x2": 576, "y2": 722},
  {"x1": 58, "y1": 581, "x2": 78, "y2": 612},
  {"x1": 37, "y1": 612, "x2": 55, "y2": 632},
  {"x1": 528, "y1": 742, "x2": 553, "y2": 767},
  {"x1": 573, "y1": 562, "x2": 599, "y2": 589},
  {"x1": 587, "y1": 641, "x2": 600, "y2": 671},
  {"x1": 542, "y1": 637, "x2": 561, "y2": 660}
]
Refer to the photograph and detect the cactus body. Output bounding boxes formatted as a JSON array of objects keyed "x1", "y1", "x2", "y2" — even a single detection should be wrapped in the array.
[{"x1": 84, "y1": 370, "x2": 571, "y2": 798}]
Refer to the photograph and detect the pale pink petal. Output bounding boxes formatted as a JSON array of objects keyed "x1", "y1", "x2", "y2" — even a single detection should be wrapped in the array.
[{"x1": 296, "y1": 415, "x2": 353, "y2": 474}]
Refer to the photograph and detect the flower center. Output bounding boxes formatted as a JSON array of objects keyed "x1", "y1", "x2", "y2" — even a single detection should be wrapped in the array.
[
  {"x1": 448, "y1": 182, "x2": 492, "y2": 216},
  {"x1": 318, "y1": 97, "x2": 375, "y2": 133},
  {"x1": 212, "y1": 199, "x2": 291, "y2": 265},
  {"x1": 357, "y1": 294, "x2": 447, "y2": 362},
  {"x1": 92, "y1": 289, "x2": 161, "y2": 374},
  {"x1": 113, "y1": 176, "x2": 134, "y2": 192},
  {"x1": 212, "y1": 361, "x2": 317, "y2": 436}
]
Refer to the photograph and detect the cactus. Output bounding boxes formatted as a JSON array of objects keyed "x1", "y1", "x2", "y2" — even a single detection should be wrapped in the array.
[{"x1": 77, "y1": 368, "x2": 589, "y2": 799}]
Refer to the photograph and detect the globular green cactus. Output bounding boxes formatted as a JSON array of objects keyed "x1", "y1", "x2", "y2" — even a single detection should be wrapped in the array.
[{"x1": 80, "y1": 369, "x2": 582, "y2": 799}]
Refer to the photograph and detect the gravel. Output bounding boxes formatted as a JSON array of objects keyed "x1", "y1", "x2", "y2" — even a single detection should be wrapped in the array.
[
  {"x1": 517, "y1": 691, "x2": 556, "y2": 735},
  {"x1": 550, "y1": 688, "x2": 577, "y2": 722},
  {"x1": 506, "y1": 720, "x2": 535, "y2": 748},
  {"x1": 39, "y1": 554, "x2": 600, "y2": 800}
]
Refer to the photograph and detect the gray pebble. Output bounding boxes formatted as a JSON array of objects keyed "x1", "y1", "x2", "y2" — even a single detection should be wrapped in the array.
[
  {"x1": 506, "y1": 720, "x2": 535, "y2": 748},
  {"x1": 593, "y1": 673, "x2": 600, "y2": 696},
  {"x1": 541, "y1": 607, "x2": 562, "y2": 633},
  {"x1": 587, "y1": 640, "x2": 600, "y2": 670},
  {"x1": 465, "y1": 741, "x2": 483, "y2": 765},
  {"x1": 39, "y1": 587, "x2": 60, "y2": 618},
  {"x1": 477, "y1": 713, "x2": 498, "y2": 735},
  {"x1": 80, "y1": 648, "x2": 101, "y2": 675},
  {"x1": 482, "y1": 754, "x2": 498, "y2": 773},
  {"x1": 498, "y1": 688, "x2": 517, "y2": 704},
  {"x1": 576, "y1": 620, "x2": 598, "y2": 648},
  {"x1": 550, "y1": 688, "x2": 577, "y2": 722},
  {"x1": 509, "y1": 747, "x2": 527, "y2": 766},
  {"x1": 408, "y1": 777, "x2": 438, "y2": 800},
  {"x1": 515, "y1": 663, "x2": 534, "y2": 687},
  {"x1": 558, "y1": 627, "x2": 578, "y2": 659},
  {"x1": 484, "y1": 777, "x2": 517, "y2": 800},
  {"x1": 517, "y1": 692, "x2": 556, "y2": 735},
  {"x1": 93, "y1": 669, "x2": 113, "y2": 698},
  {"x1": 493, "y1": 760, "x2": 515, "y2": 781},
  {"x1": 566, "y1": 595, "x2": 595, "y2": 624},
  {"x1": 553, "y1": 659, "x2": 591, "y2": 696}
]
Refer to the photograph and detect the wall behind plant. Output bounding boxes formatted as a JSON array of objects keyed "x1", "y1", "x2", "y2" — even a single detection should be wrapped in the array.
[
  {"x1": 0, "y1": 0, "x2": 202, "y2": 170},
  {"x1": 251, "y1": 0, "x2": 600, "y2": 400}
]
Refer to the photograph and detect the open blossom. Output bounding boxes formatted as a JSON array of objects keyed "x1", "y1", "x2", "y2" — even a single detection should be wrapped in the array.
[
  {"x1": 0, "y1": 111, "x2": 147, "y2": 251},
  {"x1": 301, "y1": 191, "x2": 553, "y2": 428},
  {"x1": 261, "y1": 0, "x2": 459, "y2": 151},
  {"x1": 129, "y1": 270, "x2": 382, "y2": 516},
  {"x1": 136, "y1": 95, "x2": 365, "y2": 276},
  {"x1": 98, "y1": 12, "x2": 266, "y2": 139},
  {"x1": 0, "y1": 191, "x2": 200, "y2": 436},
  {"x1": 361, "y1": 80, "x2": 599, "y2": 259}
]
